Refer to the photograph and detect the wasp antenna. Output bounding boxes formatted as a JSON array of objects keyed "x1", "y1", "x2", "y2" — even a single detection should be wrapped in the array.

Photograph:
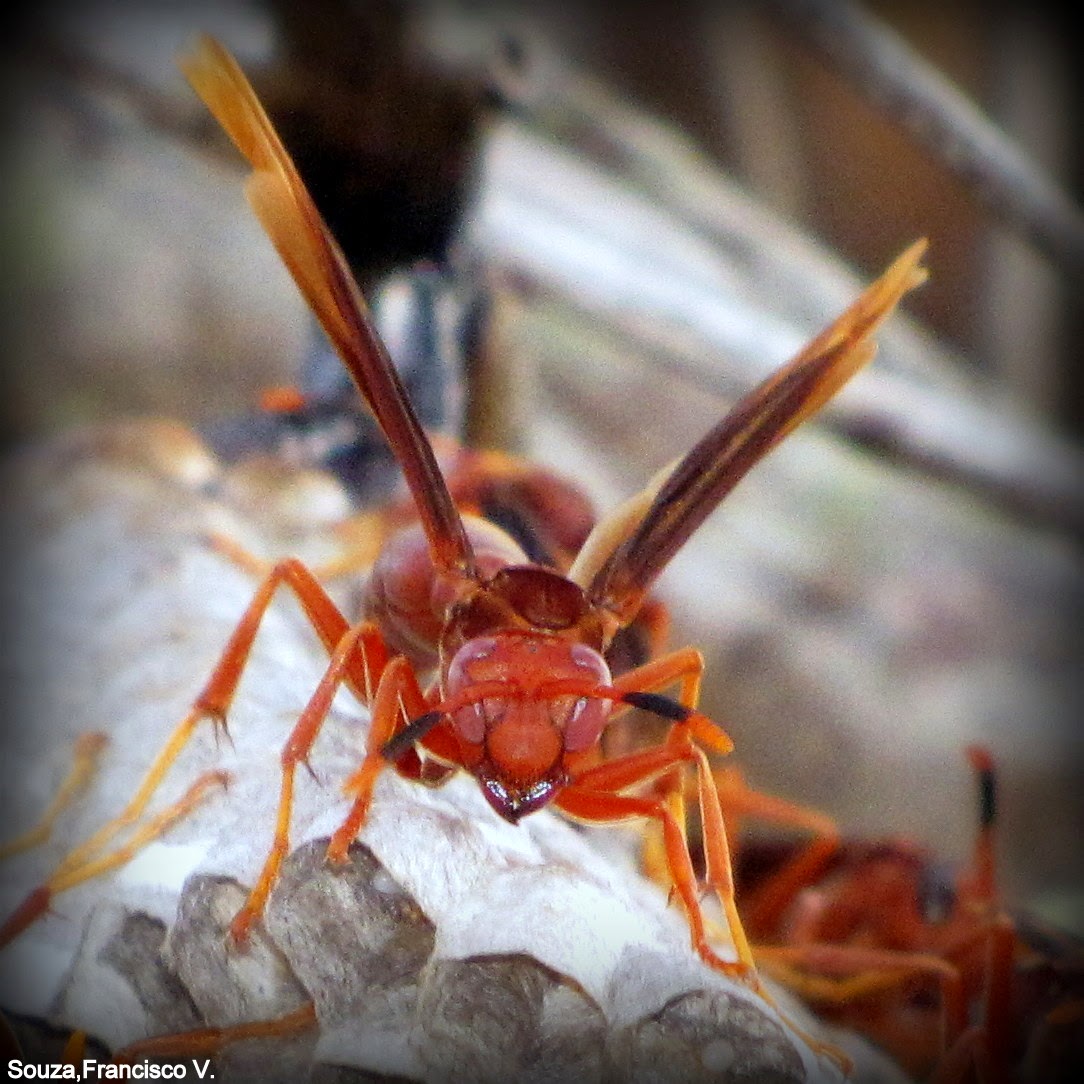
[
  {"x1": 382, "y1": 711, "x2": 444, "y2": 762},
  {"x1": 963, "y1": 745, "x2": 999, "y2": 907},
  {"x1": 965, "y1": 745, "x2": 997, "y2": 829},
  {"x1": 586, "y1": 240, "x2": 928, "y2": 625},
  {"x1": 621, "y1": 690, "x2": 695, "y2": 723},
  {"x1": 180, "y1": 36, "x2": 476, "y2": 580}
]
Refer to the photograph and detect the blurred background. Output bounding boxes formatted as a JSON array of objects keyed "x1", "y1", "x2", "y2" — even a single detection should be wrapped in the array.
[{"x1": 1, "y1": 0, "x2": 1081, "y2": 933}]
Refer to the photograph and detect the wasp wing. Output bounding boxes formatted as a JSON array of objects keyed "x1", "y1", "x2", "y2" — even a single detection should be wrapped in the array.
[
  {"x1": 181, "y1": 36, "x2": 476, "y2": 579},
  {"x1": 580, "y1": 240, "x2": 928, "y2": 626}
]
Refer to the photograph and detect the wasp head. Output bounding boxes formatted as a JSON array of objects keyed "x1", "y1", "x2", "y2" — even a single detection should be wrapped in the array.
[{"x1": 441, "y1": 633, "x2": 613, "y2": 821}]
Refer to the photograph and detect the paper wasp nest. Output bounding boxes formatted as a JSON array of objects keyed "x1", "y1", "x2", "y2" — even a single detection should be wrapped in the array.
[{"x1": 0, "y1": 424, "x2": 903, "y2": 1083}]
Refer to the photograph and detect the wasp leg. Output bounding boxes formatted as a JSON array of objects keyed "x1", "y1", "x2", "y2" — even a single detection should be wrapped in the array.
[
  {"x1": 755, "y1": 942, "x2": 968, "y2": 1057},
  {"x1": 107, "y1": 560, "x2": 370, "y2": 873},
  {"x1": 326, "y1": 654, "x2": 439, "y2": 863},
  {"x1": 556, "y1": 733, "x2": 751, "y2": 979},
  {"x1": 0, "y1": 559, "x2": 382, "y2": 949},
  {"x1": 0, "y1": 733, "x2": 107, "y2": 860},
  {"x1": 229, "y1": 618, "x2": 391, "y2": 944},
  {"x1": 207, "y1": 517, "x2": 390, "y2": 583},
  {"x1": 606, "y1": 648, "x2": 725, "y2": 900},
  {"x1": 0, "y1": 772, "x2": 227, "y2": 948},
  {"x1": 112, "y1": 1002, "x2": 316, "y2": 1065},
  {"x1": 711, "y1": 767, "x2": 841, "y2": 939}
]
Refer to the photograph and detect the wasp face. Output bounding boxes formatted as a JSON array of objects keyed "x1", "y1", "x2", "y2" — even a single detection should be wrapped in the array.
[{"x1": 443, "y1": 634, "x2": 613, "y2": 821}]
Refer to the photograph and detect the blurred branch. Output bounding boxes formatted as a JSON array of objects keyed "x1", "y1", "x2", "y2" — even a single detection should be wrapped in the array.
[{"x1": 761, "y1": 0, "x2": 1084, "y2": 275}]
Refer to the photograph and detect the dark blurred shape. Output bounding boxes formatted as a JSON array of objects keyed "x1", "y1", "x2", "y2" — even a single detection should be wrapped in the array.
[
  {"x1": 265, "y1": 0, "x2": 486, "y2": 280},
  {"x1": 204, "y1": 265, "x2": 483, "y2": 504}
]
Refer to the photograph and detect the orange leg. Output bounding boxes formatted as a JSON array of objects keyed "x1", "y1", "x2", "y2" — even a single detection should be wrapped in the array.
[
  {"x1": 210, "y1": 520, "x2": 391, "y2": 583},
  {"x1": 0, "y1": 733, "x2": 107, "y2": 860},
  {"x1": 229, "y1": 618, "x2": 392, "y2": 943},
  {"x1": 1, "y1": 558, "x2": 384, "y2": 950},
  {"x1": 607, "y1": 648, "x2": 733, "y2": 894},
  {"x1": 70, "y1": 559, "x2": 373, "y2": 883},
  {"x1": 327, "y1": 655, "x2": 433, "y2": 863},
  {"x1": 557, "y1": 732, "x2": 752, "y2": 980},
  {"x1": 752, "y1": 891, "x2": 1016, "y2": 1076},
  {"x1": 755, "y1": 942, "x2": 968, "y2": 1054},
  {"x1": 113, "y1": 1002, "x2": 317, "y2": 1064},
  {"x1": 758, "y1": 910, "x2": 1018, "y2": 1079},
  {"x1": 608, "y1": 644, "x2": 729, "y2": 838},
  {"x1": 161, "y1": 557, "x2": 384, "y2": 944},
  {"x1": 710, "y1": 766, "x2": 841, "y2": 938},
  {"x1": 590, "y1": 657, "x2": 857, "y2": 1071},
  {"x1": 197, "y1": 557, "x2": 374, "y2": 696},
  {"x1": 552, "y1": 741, "x2": 866, "y2": 1070},
  {"x1": 1, "y1": 772, "x2": 228, "y2": 948}
]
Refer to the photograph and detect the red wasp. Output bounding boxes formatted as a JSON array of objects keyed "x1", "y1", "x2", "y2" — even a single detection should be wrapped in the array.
[
  {"x1": 1, "y1": 35, "x2": 926, "y2": 1000},
  {"x1": 690, "y1": 748, "x2": 1083, "y2": 1083}
]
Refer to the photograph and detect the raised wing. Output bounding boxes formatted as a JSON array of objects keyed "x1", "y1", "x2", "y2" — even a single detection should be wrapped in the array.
[
  {"x1": 580, "y1": 240, "x2": 928, "y2": 626},
  {"x1": 181, "y1": 36, "x2": 477, "y2": 580}
]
